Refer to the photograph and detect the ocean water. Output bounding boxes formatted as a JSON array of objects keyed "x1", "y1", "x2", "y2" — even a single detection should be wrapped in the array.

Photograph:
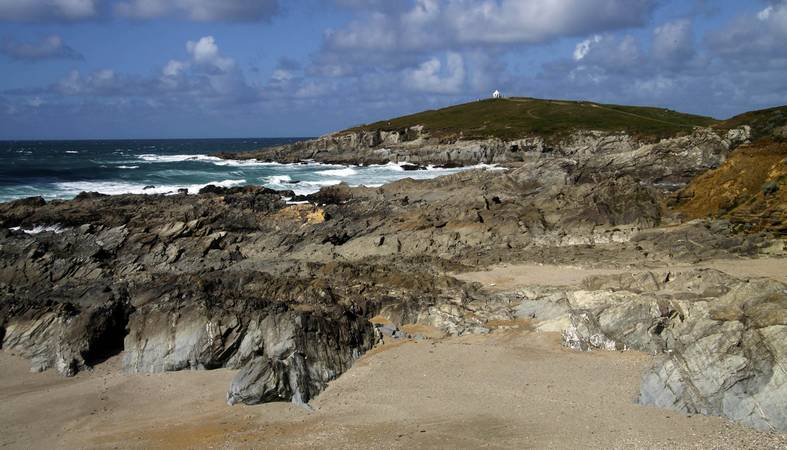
[{"x1": 0, "y1": 139, "x2": 495, "y2": 203}]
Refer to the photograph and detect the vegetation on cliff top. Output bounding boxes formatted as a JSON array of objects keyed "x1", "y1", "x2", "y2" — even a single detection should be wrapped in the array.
[
  {"x1": 346, "y1": 97, "x2": 719, "y2": 141},
  {"x1": 714, "y1": 105, "x2": 787, "y2": 143}
]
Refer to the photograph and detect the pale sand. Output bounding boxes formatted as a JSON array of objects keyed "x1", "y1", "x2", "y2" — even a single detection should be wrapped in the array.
[
  {"x1": 2, "y1": 330, "x2": 785, "y2": 449},
  {"x1": 453, "y1": 257, "x2": 787, "y2": 291}
]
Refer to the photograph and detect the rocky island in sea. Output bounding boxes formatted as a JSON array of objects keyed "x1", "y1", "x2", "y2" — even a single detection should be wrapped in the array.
[{"x1": 2, "y1": 98, "x2": 786, "y2": 448}]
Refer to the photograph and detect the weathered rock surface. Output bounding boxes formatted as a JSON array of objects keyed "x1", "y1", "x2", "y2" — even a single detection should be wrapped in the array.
[{"x1": 512, "y1": 269, "x2": 787, "y2": 432}]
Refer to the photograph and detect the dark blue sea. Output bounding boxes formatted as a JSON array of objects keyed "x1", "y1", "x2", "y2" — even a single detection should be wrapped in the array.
[{"x1": 0, "y1": 138, "x2": 488, "y2": 203}]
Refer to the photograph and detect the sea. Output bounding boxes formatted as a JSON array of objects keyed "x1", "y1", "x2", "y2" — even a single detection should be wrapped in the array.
[{"x1": 0, "y1": 138, "x2": 493, "y2": 203}]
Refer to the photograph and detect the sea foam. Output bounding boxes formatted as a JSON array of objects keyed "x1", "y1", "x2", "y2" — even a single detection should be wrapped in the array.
[{"x1": 52, "y1": 179, "x2": 246, "y2": 197}]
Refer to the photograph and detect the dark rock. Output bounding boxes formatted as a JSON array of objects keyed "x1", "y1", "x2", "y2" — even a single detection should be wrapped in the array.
[
  {"x1": 75, "y1": 192, "x2": 109, "y2": 201},
  {"x1": 400, "y1": 163, "x2": 427, "y2": 171},
  {"x1": 322, "y1": 232, "x2": 352, "y2": 246},
  {"x1": 10, "y1": 196, "x2": 46, "y2": 208},
  {"x1": 306, "y1": 183, "x2": 353, "y2": 205}
]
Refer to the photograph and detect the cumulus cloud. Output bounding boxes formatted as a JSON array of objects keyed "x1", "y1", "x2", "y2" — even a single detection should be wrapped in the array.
[
  {"x1": 326, "y1": 0, "x2": 658, "y2": 51},
  {"x1": 313, "y1": 0, "x2": 659, "y2": 98},
  {"x1": 0, "y1": 0, "x2": 98, "y2": 21},
  {"x1": 404, "y1": 52, "x2": 465, "y2": 94},
  {"x1": 0, "y1": 35, "x2": 83, "y2": 61},
  {"x1": 162, "y1": 59, "x2": 187, "y2": 77},
  {"x1": 186, "y1": 36, "x2": 234, "y2": 72},
  {"x1": 114, "y1": 0, "x2": 279, "y2": 21},
  {"x1": 4, "y1": 34, "x2": 252, "y2": 106}
]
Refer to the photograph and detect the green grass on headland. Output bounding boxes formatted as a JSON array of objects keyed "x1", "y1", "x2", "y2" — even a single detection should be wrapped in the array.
[
  {"x1": 714, "y1": 105, "x2": 787, "y2": 143},
  {"x1": 345, "y1": 97, "x2": 720, "y2": 142}
]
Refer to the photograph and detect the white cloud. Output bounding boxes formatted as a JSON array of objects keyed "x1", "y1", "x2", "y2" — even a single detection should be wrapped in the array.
[
  {"x1": 404, "y1": 52, "x2": 465, "y2": 94},
  {"x1": 327, "y1": 0, "x2": 658, "y2": 51},
  {"x1": 570, "y1": 34, "x2": 639, "y2": 70},
  {"x1": 162, "y1": 59, "x2": 187, "y2": 77},
  {"x1": 186, "y1": 36, "x2": 234, "y2": 72},
  {"x1": 574, "y1": 35, "x2": 602, "y2": 61},
  {"x1": 757, "y1": 6, "x2": 773, "y2": 21}
]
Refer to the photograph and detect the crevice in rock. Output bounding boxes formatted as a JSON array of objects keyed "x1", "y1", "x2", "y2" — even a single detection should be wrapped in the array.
[{"x1": 81, "y1": 301, "x2": 133, "y2": 367}]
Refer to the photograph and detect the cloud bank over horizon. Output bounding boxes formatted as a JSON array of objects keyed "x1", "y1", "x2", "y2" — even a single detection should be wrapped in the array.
[{"x1": 0, "y1": 0, "x2": 785, "y2": 139}]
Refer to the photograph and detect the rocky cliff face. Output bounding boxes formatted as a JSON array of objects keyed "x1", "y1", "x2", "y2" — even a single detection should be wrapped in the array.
[{"x1": 217, "y1": 126, "x2": 750, "y2": 188}]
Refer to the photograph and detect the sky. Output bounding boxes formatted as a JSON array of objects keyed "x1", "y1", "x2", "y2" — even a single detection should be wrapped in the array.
[{"x1": 0, "y1": 0, "x2": 785, "y2": 139}]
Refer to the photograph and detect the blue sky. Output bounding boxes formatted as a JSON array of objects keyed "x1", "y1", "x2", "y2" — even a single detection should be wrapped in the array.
[{"x1": 0, "y1": 0, "x2": 785, "y2": 139}]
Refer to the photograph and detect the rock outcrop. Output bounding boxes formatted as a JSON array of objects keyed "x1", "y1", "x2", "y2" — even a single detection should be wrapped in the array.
[
  {"x1": 217, "y1": 127, "x2": 749, "y2": 188},
  {"x1": 513, "y1": 269, "x2": 787, "y2": 432}
]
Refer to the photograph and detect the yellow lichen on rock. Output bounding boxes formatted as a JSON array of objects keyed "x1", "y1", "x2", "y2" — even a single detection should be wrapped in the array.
[{"x1": 272, "y1": 204, "x2": 326, "y2": 225}]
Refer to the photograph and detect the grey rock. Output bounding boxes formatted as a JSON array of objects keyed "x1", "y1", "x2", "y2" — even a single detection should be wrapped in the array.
[{"x1": 519, "y1": 269, "x2": 787, "y2": 432}]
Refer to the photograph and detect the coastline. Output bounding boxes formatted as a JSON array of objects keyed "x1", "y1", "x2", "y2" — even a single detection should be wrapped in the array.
[{"x1": 2, "y1": 103, "x2": 787, "y2": 442}]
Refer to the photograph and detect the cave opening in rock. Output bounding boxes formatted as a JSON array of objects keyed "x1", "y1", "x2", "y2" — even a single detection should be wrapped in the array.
[{"x1": 82, "y1": 303, "x2": 132, "y2": 367}]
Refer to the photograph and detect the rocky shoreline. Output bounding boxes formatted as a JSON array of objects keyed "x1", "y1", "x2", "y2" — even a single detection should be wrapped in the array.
[
  {"x1": 2, "y1": 119, "x2": 786, "y2": 434},
  {"x1": 215, "y1": 125, "x2": 750, "y2": 184}
]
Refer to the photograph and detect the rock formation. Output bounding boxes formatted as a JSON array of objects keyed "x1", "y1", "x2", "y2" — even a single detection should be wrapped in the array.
[
  {"x1": 216, "y1": 126, "x2": 748, "y2": 183},
  {"x1": 511, "y1": 269, "x2": 787, "y2": 432}
]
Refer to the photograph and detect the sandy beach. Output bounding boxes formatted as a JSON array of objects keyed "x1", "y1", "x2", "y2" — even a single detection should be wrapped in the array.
[{"x1": 2, "y1": 325, "x2": 785, "y2": 449}]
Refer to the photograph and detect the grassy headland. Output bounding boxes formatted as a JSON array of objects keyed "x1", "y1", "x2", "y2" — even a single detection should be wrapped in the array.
[{"x1": 345, "y1": 97, "x2": 719, "y2": 142}]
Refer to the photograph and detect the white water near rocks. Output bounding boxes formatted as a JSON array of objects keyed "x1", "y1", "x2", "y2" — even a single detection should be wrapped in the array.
[{"x1": 0, "y1": 139, "x2": 502, "y2": 202}]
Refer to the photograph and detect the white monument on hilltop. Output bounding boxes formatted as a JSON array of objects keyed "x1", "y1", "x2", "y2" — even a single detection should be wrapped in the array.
[{"x1": 492, "y1": 90, "x2": 501, "y2": 99}]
